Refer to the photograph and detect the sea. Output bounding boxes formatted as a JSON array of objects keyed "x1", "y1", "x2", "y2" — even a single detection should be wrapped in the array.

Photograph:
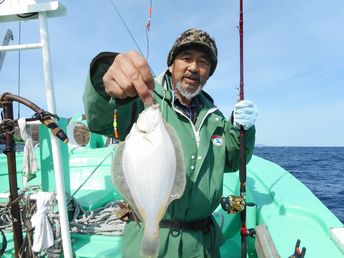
[{"x1": 254, "y1": 146, "x2": 344, "y2": 223}]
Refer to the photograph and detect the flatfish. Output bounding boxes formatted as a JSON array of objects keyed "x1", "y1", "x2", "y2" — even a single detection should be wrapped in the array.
[{"x1": 112, "y1": 104, "x2": 186, "y2": 257}]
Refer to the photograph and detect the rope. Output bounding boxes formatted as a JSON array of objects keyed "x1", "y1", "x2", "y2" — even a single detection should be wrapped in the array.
[
  {"x1": 0, "y1": 186, "x2": 41, "y2": 256},
  {"x1": 0, "y1": 119, "x2": 16, "y2": 137},
  {"x1": 18, "y1": 193, "x2": 36, "y2": 258},
  {"x1": 0, "y1": 229, "x2": 7, "y2": 257},
  {"x1": 69, "y1": 199, "x2": 126, "y2": 236},
  {"x1": 0, "y1": 204, "x2": 13, "y2": 230},
  {"x1": 0, "y1": 186, "x2": 126, "y2": 256}
]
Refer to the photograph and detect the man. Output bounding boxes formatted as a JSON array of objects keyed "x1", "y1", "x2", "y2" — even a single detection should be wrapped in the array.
[{"x1": 83, "y1": 28, "x2": 257, "y2": 258}]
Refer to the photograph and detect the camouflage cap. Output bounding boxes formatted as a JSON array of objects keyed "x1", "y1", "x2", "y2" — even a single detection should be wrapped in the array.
[{"x1": 167, "y1": 28, "x2": 218, "y2": 76}]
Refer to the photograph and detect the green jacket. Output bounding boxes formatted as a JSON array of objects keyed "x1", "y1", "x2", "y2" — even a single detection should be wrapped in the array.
[{"x1": 83, "y1": 52, "x2": 255, "y2": 258}]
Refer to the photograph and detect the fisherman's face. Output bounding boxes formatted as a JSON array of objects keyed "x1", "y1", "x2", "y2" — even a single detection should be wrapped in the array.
[{"x1": 169, "y1": 47, "x2": 211, "y2": 102}]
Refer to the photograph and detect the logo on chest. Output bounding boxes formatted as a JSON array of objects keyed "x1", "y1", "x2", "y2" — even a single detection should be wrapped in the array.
[{"x1": 211, "y1": 135, "x2": 223, "y2": 146}]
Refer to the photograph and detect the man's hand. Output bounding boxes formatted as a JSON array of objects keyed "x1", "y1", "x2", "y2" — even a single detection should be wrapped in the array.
[
  {"x1": 103, "y1": 50, "x2": 155, "y2": 106},
  {"x1": 233, "y1": 100, "x2": 258, "y2": 130}
]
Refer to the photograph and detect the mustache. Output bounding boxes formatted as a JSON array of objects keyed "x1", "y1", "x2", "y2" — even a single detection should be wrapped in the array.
[{"x1": 182, "y1": 73, "x2": 200, "y2": 81}]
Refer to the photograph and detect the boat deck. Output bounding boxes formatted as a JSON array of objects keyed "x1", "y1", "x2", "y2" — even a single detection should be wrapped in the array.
[{"x1": 1, "y1": 149, "x2": 343, "y2": 257}]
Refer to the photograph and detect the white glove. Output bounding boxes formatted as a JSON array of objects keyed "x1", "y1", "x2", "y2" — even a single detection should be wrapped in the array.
[{"x1": 233, "y1": 100, "x2": 258, "y2": 130}]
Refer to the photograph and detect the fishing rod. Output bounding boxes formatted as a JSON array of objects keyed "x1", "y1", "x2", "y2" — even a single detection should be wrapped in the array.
[
  {"x1": 238, "y1": 0, "x2": 248, "y2": 257},
  {"x1": 220, "y1": 1, "x2": 251, "y2": 257},
  {"x1": 223, "y1": 5, "x2": 308, "y2": 257}
]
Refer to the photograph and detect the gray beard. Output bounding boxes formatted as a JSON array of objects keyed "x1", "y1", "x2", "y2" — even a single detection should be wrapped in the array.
[{"x1": 175, "y1": 81, "x2": 205, "y2": 100}]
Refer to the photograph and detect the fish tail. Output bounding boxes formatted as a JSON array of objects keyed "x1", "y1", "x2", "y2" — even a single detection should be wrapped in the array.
[{"x1": 140, "y1": 233, "x2": 160, "y2": 258}]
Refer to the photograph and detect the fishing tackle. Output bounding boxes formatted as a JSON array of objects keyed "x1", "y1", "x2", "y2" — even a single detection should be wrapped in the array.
[
  {"x1": 237, "y1": 0, "x2": 248, "y2": 257},
  {"x1": 220, "y1": 0, "x2": 248, "y2": 256},
  {"x1": 145, "y1": 0, "x2": 153, "y2": 31},
  {"x1": 221, "y1": 195, "x2": 245, "y2": 214},
  {"x1": 113, "y1": 109, "x2": 119, "y2": 141},
  {"x1": 33, "y1": 111, "x2": 69, "y2": 143}
]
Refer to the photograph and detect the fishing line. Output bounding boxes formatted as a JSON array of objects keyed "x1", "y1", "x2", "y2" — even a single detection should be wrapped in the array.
[
  {"x1": 70, "y1": 146, "x2": 116, "y2": 198},
  {"x1": 145, "y1": 0, "x2": 153, "y2": 61},
  {"x1": 109, "y1": 0, "x2": 145, "y2": 57},
  {"x1": 109, "y1": 0, "x2": 156, "y2": 76}
]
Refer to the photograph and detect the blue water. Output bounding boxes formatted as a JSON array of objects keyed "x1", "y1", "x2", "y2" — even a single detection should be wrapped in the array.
[{"x1": 254, "y1": 146, "x2": 344, "y2": 223}]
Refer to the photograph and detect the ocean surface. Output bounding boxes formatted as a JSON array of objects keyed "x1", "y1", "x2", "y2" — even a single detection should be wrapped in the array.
[{"x1": 254, "y1": 146, "x2": 344, "y2": 223}]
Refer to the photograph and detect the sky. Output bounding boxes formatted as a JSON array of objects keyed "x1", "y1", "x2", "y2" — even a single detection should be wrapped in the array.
[{"x1": 1, "y1": 0, "x2": 344, "y2": 146}]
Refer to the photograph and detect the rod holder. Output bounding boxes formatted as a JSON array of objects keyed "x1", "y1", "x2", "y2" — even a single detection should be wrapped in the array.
[{"x1": 246, "y1": 202, "x2": 257, "y2": 230}]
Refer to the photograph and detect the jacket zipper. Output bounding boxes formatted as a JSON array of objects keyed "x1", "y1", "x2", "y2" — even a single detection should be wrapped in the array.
[{"x1": 173, "y1": 106, "x2": 218, "y2": 148}]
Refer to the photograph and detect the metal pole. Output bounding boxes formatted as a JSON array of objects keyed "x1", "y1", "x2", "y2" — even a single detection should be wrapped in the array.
[
  {"x1": 38, "y1": 11, "x2": 73, "y2": 257},
  {"x1": 0, "y1": 43, "x2": 43, "y2": 52},
  {"x1": 2, "y1": 100, "x2": 23, "y2": 258}
]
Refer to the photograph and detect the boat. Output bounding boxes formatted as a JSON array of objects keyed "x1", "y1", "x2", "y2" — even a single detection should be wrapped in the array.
[{"x1": 1, "y1": 1, "x2": 343, "y2": 257}]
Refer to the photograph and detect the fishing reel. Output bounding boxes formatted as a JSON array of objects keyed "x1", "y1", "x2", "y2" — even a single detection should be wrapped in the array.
[{"x1": 221, "y1": 195, "x2": 245, "y2": 214}]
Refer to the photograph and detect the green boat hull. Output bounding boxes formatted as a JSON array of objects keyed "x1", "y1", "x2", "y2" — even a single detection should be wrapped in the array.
[{"x1": 0, "y1": 145, "x2": 343, "y2": 257}]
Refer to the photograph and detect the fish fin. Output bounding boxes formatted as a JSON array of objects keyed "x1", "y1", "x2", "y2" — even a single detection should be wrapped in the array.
[
  {"x1": 141, "y1": 233, "x2": 160, "y2": 258},
  {"x1": 163, "y1": 122, "x2": 186, "y2": 203},
  {"x1": 111, "y1": 142, "x2": 142, "y2": 220}
]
